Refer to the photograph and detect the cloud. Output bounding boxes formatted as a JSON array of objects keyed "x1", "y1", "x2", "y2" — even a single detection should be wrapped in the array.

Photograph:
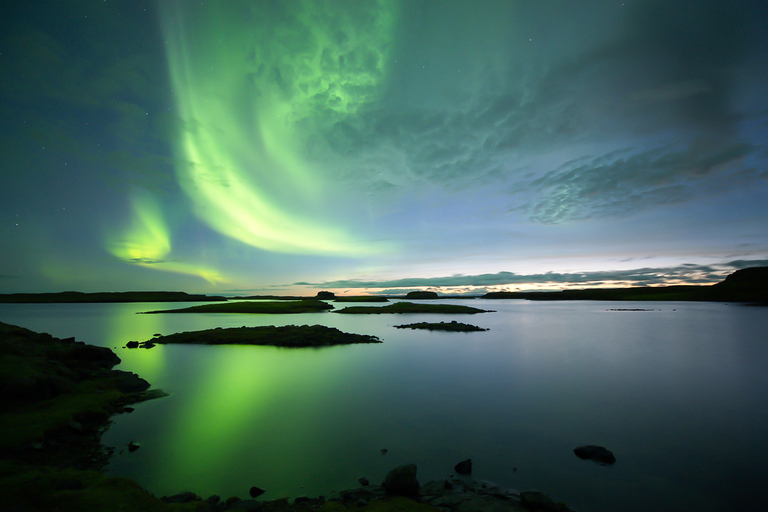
[
  {"x1": 521, "y1": 143, "x2": 758, "y2": 223},
  {"x1": 295, "y1": 260, "x2": 768, "y2": 290}
]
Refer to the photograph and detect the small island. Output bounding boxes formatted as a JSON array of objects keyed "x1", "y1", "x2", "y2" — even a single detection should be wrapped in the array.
[
  {"x1": 149, "y1": 325, "x2": 381, "y2": 347},
  {"x1": 334, "y1": 296, "x2": 390, "y2": 303},
  {"x1": 334, "y1": 302, "x2": 492, "y2": 315},
  {"x1": 394, "y1": 321, "x2": 488, "y2": 332},
  {"x1": 140, "y1": 299, "x2": 333, "y2": 315},
  {"x1": 404, "y1": 291, "x2": 439, "y2": 300}
]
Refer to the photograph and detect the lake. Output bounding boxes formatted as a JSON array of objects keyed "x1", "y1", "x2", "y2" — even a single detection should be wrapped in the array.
[{"x1": 1, "y1": 299, "x2": 766, "y2": 511}]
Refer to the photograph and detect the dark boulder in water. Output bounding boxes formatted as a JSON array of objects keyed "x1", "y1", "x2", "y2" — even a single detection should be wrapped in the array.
[
  {"x1": 249, "y1": 486, "x2": 266, "y2": 498},
  {"x1": 454, "y1": 459, "x2": 472, "y2": 475},
  {"x1": 382, "y1": 464, "x2": 420, "y2": 496},
  {"x1": 573, "y1": 445, "x2": 616, "y2": 465}
]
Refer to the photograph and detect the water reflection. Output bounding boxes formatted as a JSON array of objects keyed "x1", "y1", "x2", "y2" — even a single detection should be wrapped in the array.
[{"x1": 1, "y1": 301, "x2": 767, "y2": 511}]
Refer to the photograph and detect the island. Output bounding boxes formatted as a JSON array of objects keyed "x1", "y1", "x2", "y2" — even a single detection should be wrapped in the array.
[
  {"x1": 394, "y1": 321, "x2": 488, "y2": 332},
  {"x1": 404, "y1": 291, "x2": 439, "y2": 299},
  {"x1": 334, "y1": 296, "x2": 390, "y2": 303},
  {"x1": 140, "y1": 299, "x2": 333, "y2": 315},
  {"x1": 334, "y1": 302, "x2": 492, "y2": 315},
  {"x1": 148, "y1": 325, "x2": 381, "y2": 347}
]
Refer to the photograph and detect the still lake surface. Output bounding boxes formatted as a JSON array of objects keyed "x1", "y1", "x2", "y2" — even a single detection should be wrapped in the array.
[{"x1": 1, "y1": 299, "x2": 767, "y2": 511}]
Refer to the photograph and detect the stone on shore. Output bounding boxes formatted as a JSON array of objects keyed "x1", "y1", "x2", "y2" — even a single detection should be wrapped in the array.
[{"x1": 382, "y1": 464, "x2": 420, "y2": 497}]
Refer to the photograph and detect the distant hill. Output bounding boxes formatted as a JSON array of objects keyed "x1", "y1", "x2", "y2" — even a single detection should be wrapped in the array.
[
  {"x1": 482, "y1": 266, "x2": 768, "y2": 303},
  {"x1": 0, "y1": 291, "x2": 227, "y2": 303}
]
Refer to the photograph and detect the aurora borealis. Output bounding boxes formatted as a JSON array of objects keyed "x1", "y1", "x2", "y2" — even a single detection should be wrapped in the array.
[{"x1": 1, "y1": 0, "x2": 767, "y2": 294}]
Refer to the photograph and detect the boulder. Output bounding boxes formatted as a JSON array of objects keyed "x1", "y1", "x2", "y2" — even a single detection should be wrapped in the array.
[
  {"x1": 454, "y1": 458, "x2": 472, "y2": 475},
  {"x1": 382, "y1": 464, "x2": 420, "y2": 497},
  {"x1": 520, "y1": 491, "x2": 558, "y2": 511},
  {"x1": 573, "y1": 445, "x2": 616, "y2": 465},
  {"x1": 249, "y1": 486, "x2": 266, "y2": 498}
]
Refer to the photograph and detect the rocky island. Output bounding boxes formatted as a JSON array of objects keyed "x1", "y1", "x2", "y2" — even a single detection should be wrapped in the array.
[
  {"x1": 334, "y1": 302, "x2": 492, "y2": 315},
  {"x1": 394, "y1": 321, "x2": 488, "y2": 332},
  {"x1": 141, "y1": 299, "x2": 334, "y2": 315},
  {"x1": 147, "y1": 325, "x2": 381, "y2": 347}
]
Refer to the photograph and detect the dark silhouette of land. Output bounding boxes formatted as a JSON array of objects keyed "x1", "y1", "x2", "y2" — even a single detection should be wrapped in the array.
[
  {"x1": 334, "y1": 302, "x2": 491, "y2": 314},
  {"x1": 141, "y1": 299, "x2": 333, "y2": 315},
  {"x1": 149, "y1": 325, "x2": 381, "y2": 347},
  {"x1": 482, "y1": 266, "x2": 768, "y2": 303},
  {"x1": 394, "y1": 321, "x2": 488, "y2": 332}
]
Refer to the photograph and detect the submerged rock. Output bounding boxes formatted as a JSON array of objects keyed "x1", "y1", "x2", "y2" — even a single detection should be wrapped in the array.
[
  {"x1": 454, "y1": 459, "x2": 473, "y2": 475},
  {"x1": 250, "y1": 486, "x2": 266, "y2": 498},
  {"x1": 573, "y1": 445, "x2": 616, "y2": 465},
  {"x1": 382, "y1": 464, "x2": 420, "y2": 497}
]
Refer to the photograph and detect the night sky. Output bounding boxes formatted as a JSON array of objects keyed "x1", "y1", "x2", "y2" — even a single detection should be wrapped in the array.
[{"x1": 2, "y1": 0, "x2": 767, "y2": 295}]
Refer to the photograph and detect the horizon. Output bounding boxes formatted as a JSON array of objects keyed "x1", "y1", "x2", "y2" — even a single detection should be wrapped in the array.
[{"x1": 2, "y1": 1, "x2": 767, "y2": 295}]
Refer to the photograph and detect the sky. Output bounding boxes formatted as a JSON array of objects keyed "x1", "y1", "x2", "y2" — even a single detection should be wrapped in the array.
[{"x1": 1, "y1": 0, "x2": 767, "y2": 296}]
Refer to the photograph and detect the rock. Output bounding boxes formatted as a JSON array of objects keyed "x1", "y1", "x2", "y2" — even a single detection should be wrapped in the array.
[
  {"x1": 226, "y1": 496, "x2": 242, "y2": 507},
  {"x1": 573, "y1": 445, "x2": 616, "y2": 465},
  {"x1": 141, "y1": 341, "x2": 156, "y2": 349},
  {"x1": 382, "y1": 464, "x2": 420, "y2": 497},
  {"x1": 454, "y1": 458, "x2": 472, "y2": 475},
  {"x1": 127, "y1": 441, "x2": 140, "y2": 452},
  {"x1": 113, "y1": 370, "x2": 151, "y2": 393},
  {"x1": 125, "y1": 341, "x2": 139, "y2": 348},
  {"x1": 358, "y1": 477, "x2": 369, "y2": 486},
  {"x1": 206, "y1": 495, "x2": 221, "y2": 505},
  {"x1": 162, "y1": 491, "x2": 200, "y2": 503},
  {"x1": 249, "y1": 486, "x2": 266, "y2": 498},
  {"x1": 520, "y1": 491, "x2": 558, "y2": 511},
  {"x1": 231, "y1": 499, "x2": 262, "y2": 510}
]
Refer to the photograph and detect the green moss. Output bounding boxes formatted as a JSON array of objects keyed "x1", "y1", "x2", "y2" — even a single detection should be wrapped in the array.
[
  {"x1": 334, "y1": 302, "x2": 491, "y2": 315},
  {"x1": 142, "y1": 299, "x2": 334, "y2": 314}
]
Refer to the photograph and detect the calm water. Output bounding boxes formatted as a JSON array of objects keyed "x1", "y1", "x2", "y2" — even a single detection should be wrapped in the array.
[{"x1": 2, "y1": 300, "x2": 767, "y2": 511}]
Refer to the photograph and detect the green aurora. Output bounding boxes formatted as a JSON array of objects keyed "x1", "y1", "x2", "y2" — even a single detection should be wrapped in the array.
[{"x1": 158, "y1": 0, "x2": 397, "y2": 256}]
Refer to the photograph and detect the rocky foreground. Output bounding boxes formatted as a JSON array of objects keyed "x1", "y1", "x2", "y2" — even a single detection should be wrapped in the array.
[{"x1": 0, "y1": 321, "x2": 572, "y2": 512}]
